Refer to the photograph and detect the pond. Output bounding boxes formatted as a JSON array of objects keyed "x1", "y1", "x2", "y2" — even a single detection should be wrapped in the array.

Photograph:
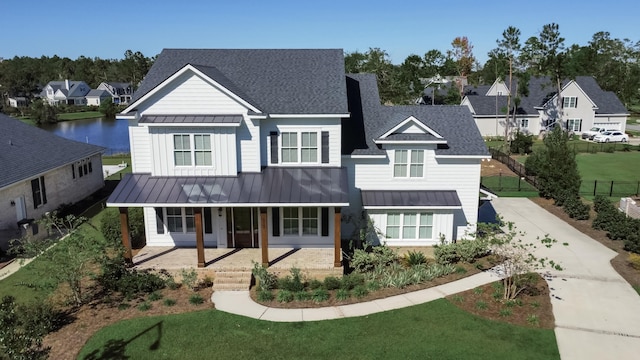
[{"x1": 40, "y1": 117, "x2": 130, "y2": 155}]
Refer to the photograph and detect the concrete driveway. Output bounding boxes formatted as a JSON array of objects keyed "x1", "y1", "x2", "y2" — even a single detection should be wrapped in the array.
[{"x1": 492, "y1": 198, "x2": 640, "y2": 360}]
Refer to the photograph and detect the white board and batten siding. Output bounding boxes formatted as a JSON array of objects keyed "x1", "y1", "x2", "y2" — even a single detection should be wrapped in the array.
[
  {"x1": 237, "y1": 117, "x2": 261, "y2": 172},
  {"x1": 344, "y1": 147, "x2": 482, "y2": 241},
  {"x1": 259, "y1": 118, "x2": 342, "y2": 167},
  {"x1": 146, "y1": 127, "x2": 237, "y2": 176},
  {"x1": 136, "y1": 70, "x2": 249, "y2": 115},
  {"x1": 129, "y1": 126, "x2": 152, "y2": 173}
]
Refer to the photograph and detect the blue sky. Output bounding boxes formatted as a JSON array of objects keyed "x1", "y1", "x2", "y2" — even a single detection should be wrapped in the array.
[{"x1": 2, "y1": 0, "x2": 637, "y2": 64}]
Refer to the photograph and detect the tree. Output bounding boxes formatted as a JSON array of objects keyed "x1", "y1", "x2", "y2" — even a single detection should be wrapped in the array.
[
  {"x1": 29, "y1": 99, "x2": 58, "y2": 125},
  {"x1": 494, "y1": 26, "x2": 522, "y2": 145},
  {"x1": 527, "y1": 127, "x2": 581, "y2": 205},
  {"x1": 448, "y1": 36, "x2": 476, "y2": 100},
  {"x1": 99, "y1": 97, "x2": 118, "y2": 118}
]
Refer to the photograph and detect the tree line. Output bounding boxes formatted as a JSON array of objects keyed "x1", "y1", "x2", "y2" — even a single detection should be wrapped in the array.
[
  {"x1": 0, "y1": 50, "x2": 154, "y2": 98},
  {"x1": 1, "y1": 25, "x2": 638, "y2": 109},
  {"x1": 345, "y1": 25, "x2": 640, "y2": 107}
]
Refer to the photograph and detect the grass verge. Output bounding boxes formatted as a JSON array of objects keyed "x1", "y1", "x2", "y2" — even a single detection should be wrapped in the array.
[{"x1": 79, "y1": 299, "x2": 559, "y2": 360}]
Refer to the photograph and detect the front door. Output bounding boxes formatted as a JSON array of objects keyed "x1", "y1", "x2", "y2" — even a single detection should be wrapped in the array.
[
  {"x1": 15, "y1": 196, "x2": 26, "y2": 221},
  {"x1": 226, "y1": 208, "x2": 258, "y2": 248}
]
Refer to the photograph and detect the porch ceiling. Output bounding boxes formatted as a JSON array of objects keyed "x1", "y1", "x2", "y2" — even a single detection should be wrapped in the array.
[{"x1": 106, "y1": 167, "x2": 349, "y2": 207}]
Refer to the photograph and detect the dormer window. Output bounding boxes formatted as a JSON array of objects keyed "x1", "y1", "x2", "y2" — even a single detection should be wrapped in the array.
[
  {"x1": 174, "y1": 134, "x2": 212, "y2": 166},
  {"x1": 393, "y1": 150, "x2": 424, "y2": 177},
  {"x1": 281, "y1": 131, "x2": 318, "y2": 163}
]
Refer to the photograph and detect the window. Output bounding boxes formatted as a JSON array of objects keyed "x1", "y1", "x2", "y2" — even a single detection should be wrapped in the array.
[
  {"x1": 562, "y1": 97, "x2": 577, "y2": 108},
  {"x1": 174, "y1": 134, "x2": 212, "y2": 167},
  {"x1": 174, "y1": 135, "x2": 191, "y2": 166},
  {"x1": 567, "y1": 119, "x2": 582, "y2": 132},
  {"x1": 73, "y1": 158, "x2": 93, "y2": 179},
  {"x1": 166, "y1": 208, "x2": 183, "y2": 232},
  {"x1": 163, "y1": 207, "x2": 200, "y2": 233},
  {"x1": 386, "y1": 212, "x2": 434, "y2": 240},
  {"x1": 279, "y1": 207, "x2": 322, "y2": 236},
  {"x1": 31, "y1": 176, "x2": 47, "y2": 209},
  {"x1": 281, "y1": 132, "x2": 298, "y2": 163},
  {"x1": 393, "y1": 150, "x2": 424, "y2": 178},
  {"x1": 283, "y1": 207, "x2": 299, "y2": 235},
  {"x1": 302, "y1": 208, "x2": 318, "y2": 235},
  {"x1": 386, "y1": 213, "x2": 400, "y2": 238},
  {"x1": 520, "y1": 118, "x2": 529, "y2": 128},
  {"x1": 194, "y1": 135, "x2": 212, "y2": 166},
  {"x1": 281, "y1": 131, "x2": 318, "y2": 163}
]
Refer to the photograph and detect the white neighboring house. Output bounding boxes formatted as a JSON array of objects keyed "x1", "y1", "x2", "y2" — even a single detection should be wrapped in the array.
[
  {"x1": 97, "y1": 82, "x2": 134, "y2": 105},
  {"x1": 0, "y1": 113, "x2": 104, "y2": 250},
  {"x1": 85, "y1": 89, "x2": 111, "y2": 106},
  {"x1": 461, "y1": 76, "x2": 629, "y2": 137},
  {"x1": 40, "y1": 80, "x2": 91, "y2": 106},
  {"x1": 106, "y1": 49, "x2": 489, "y2": 268},
  {"x1": 7, "y1": 97, "x2": 28, "y2": 108}
]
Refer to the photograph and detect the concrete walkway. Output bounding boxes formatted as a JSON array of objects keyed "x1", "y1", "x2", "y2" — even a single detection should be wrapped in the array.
[
  {"x1": 212, "y1": 270, "x2": 501, "y2": 322},
  {"x1": 492, "y1": 198, "x2": 640, "y2": 360}
]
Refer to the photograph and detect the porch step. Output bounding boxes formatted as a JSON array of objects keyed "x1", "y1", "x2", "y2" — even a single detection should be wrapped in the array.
[{"x1": 213, "y1": 271, "x2": 253, "y2": 291}]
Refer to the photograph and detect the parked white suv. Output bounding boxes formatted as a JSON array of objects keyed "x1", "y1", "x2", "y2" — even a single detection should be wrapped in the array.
[
  {"x1": 593, "y1": 131, "x2": 629, "y2": 143},
  {"x1": 581, "y1": 127, "x2": 616, "y2": 140}
]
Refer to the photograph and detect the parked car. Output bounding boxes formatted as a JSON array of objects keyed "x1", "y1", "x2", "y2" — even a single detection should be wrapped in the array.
[
  {"x1": 582, "y1": 127, "x2": 617, "y2": 140},
  {"x1": 593, "y1": 131, "x2": 629, "y2": 143}
]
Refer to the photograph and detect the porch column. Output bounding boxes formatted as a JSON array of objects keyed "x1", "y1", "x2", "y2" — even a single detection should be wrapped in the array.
[
  {"x1": 334, "y1": 207, "x2": 342, "y2": 267},
  {"x1": 118, "y1": 207, "x2": 133, "y2": 265},
  {"x1": 260, "y1": 207, "x2": 269, "y2": 267},
  {"x1": 195, "y1": 207, "x2": 205, "y2": 268}
]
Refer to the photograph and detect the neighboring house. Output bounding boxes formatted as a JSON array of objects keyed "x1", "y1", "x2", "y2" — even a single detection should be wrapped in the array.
[
  {"x1": 97, "y1": 82, "x2": 134, "y2": 105},
  {"x1": 106, "y1": 49, "x2": 489, "y2": 267},
  {"x1": 85, "y1": 89, "x2": 112, "y2": 106},
  {"x1": 0, "y1": 113, "x2": 104, "y2": 250},
  {"x1": 7, "y1": 97, "x2": 28, "y2": 108},
  {"x1": 461, "y1": 76, "x2": 629, "y2": 137},
  {"x1": 40, "y1": 80, "x2": 91, "y2": 106}
]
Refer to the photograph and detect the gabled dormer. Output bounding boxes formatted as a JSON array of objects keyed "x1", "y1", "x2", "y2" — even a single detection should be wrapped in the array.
[
  {"x1": 486, "y1": 78, "x2": 511, "y2": 96},
  {"x1": 374, "y1": 116, "x2": 447, "y2": 146}
]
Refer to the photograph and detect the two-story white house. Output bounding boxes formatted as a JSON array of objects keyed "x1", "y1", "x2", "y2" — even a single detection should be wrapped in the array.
[
  {"x1": 40, "y1": 80, "x2": 91, "y2": 106},
  {"x1": 462, "y1": 76, "x2": 629, "y2": 137},
  {"x1": 107, "y1": 49, "x2": 489, "y2": 268}
]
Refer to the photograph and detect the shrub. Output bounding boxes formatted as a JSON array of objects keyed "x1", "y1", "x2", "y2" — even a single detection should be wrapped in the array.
[
  {"x1": 475, "y1": 301, "x2": 488, "y2": 310},
  {"x1": 137, "y1": 302, "x2": 152, "y2": 311},
  {"x1": 433, "y1": 243, "x2": 459, "y2": 265},
  {"x1": 278, "y1": 267, "x2": 305, "y2": 292},
  {"x1": 367, "y1": 280, "x2": 381, "y2": 291},
  {"x1": 189, "y1": 294, "x2": 204, "y2": 305},
  {"x1": 100, "y1": 207, "x2": 145, "y2": 248},
  {"x1": 117, "y1": 303, "x2": 131, "y2": 310},
  {"x1": 252, "y1": 262, "x2": 277, "y2": 291},
  {"x1": 323, "y1": 276, "x2": 341, "y2": 290},
  {"x1": 350, "y1": 245, "x2": 398, "y2": 273},
  {"x1": 180, "y1": 269, "x2": 198, "y2": 291},
  {"x1": 629, "y1": 252, "x2": 640, "y2": 270},
  {"x1": 509, "y1": 131, "x2": 534, "y2": 154},
  {"x1": 434, "y1": 239, "x2": 488, "y2": 265},
  {"x1": 277, "y1": 290, "x2": 294, "y2": 303},
  {"x1": 401, "y1": 250, "x2": 428, "y2": 267},
  {"x1": 148, "y1": 292, "x2": 163, "y2": 301},
  {"x1": 311, "y1": 289, "x2": 330, "y2": 303},
  {"x1": 97, "y1": 258, "x2": 166, "y2": 298},
  {"x1": 340, "y1": 273, "x2": 365, "y2": 290},
  {"x1": 294, "y1": 291, "x2": 311, "y2": 301},
  {"x1": 527, "y1": 314, "x2": 540, "y2": 326},
  {"x1": 0, "y1": 296, "x2": 57, "y2": 360},
  {"x1": 335, "y1": 289, "x2": 350, "y2": 301},
  {"x1": 257, "y1": 290, "x2": 274, "y2": 302},
  {"x1": 308, "y1": 279, "x2": 323, "y2": 290},
  {"x1": 163, "y1": 299, "x2": 176, "y2": 307},
  {"x1": 352, "y1": 285, "x2": 369, "y2": 298},
  {"x1": 563, "y1": 196, "x2": 590, "y2": 220},
  {"x1": 499, "y1": 308, "x2": 512, "y2": 317}
]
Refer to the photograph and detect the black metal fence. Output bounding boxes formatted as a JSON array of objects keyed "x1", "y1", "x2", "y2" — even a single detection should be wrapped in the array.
[{"x1": 486, "y1": 148, "x2": 640, "y2": 197}]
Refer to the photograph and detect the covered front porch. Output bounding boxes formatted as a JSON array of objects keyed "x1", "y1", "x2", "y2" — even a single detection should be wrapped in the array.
[{"x1": 106, "y1": 167, "x2": 349, "y2": 268}]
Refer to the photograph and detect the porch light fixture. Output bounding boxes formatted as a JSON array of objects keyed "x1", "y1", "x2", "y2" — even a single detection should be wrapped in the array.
[{"x1": 218, "y1": 207, "x2": 222, "y2": 217}]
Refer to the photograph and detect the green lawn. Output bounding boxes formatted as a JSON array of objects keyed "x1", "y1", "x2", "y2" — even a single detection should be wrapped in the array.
[
  {"x1": 57, "y1": 111, "x2": 103, "y2": 121},
  {"x1": 79, "y1": 299, "x2": 559, "y2": 360},
  {"x1": 577, "y1": 152, "x2": 640, "y2": 197}
]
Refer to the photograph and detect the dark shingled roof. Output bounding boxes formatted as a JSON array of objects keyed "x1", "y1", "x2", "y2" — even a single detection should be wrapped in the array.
[
  {"x1": 139, "y1": 114, "x2": 242, "y2": 124},
  {"x1": 361, "y1": 190, "x2": 461, "y2": 208},
  {"x1": 343, "y1": 74, "x2": 489, "y2": 157},
  {"x1": 467, "y1": 76, "x2": 628, "y2": 116},
  {"x1": 106, "y1": 167, "x2": 349, "y2": 206},
  {"x1": 0, "y1": 113, "x2": 105, "y2": 189},
  {"x1": 130, "y1": 49, "x2": 349, "y2": 115}
]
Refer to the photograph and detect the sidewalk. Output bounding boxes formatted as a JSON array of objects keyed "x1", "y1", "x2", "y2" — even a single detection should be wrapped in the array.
[
  {"x1": 211, "y1": 270, "x2": 501, "y2": 322},
  {"x1": 0, "y1": 257, "x2": 34, "y2": 281}
]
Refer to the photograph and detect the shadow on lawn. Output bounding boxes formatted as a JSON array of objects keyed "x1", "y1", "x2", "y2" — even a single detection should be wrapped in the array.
[{"x1": 82, "y1": 321, "x2": 163, "y2": 360}]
